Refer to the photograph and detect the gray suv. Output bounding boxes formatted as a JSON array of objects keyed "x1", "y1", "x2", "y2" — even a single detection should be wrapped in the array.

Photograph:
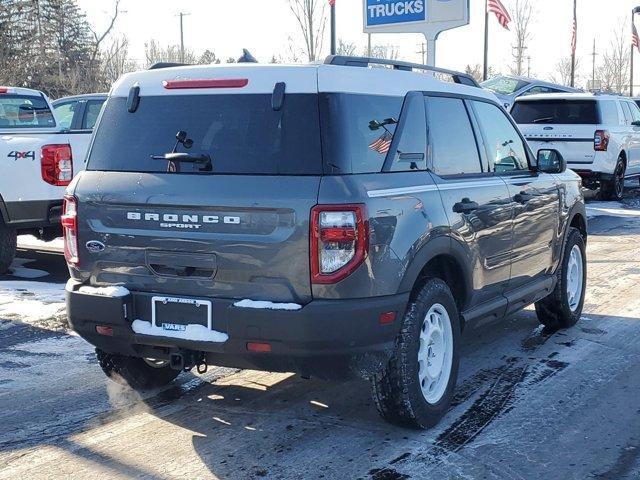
[{"x1": 64, "y1": 56, "x2": 587, "y2": 429}]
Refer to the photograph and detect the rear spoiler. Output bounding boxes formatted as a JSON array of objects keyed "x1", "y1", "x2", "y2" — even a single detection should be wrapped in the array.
[{"x1": 324, "y1": 55, "x2": 480, "y2": 88}]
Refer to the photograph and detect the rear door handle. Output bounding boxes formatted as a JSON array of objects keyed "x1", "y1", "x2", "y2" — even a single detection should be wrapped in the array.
[
  {"x1": 453, "y1": 198, "x2": 479, "y2": 214},
  {"x1": 514, "y1": 192, "x2": 534, "y2": 204}
]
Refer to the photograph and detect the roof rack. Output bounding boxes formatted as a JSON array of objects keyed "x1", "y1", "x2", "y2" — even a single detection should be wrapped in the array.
[
  {"x1": 148, "y1": 62, "x2": 190, "y2": 70},
  {"x1": 324, "y1": 56, "x2": 479, "y2": 88}
]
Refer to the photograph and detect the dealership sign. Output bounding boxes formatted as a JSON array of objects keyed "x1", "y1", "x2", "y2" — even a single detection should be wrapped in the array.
[{"x1": 363, "y1": 0, "x2": 469, "y2": 65}]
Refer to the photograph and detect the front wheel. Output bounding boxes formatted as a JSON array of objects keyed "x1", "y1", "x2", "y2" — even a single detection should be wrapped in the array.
[
  {"x1": 600, "y1": 158, "x2": 625, "y2": 201},
  {"x1": 96, "y1": 349, "x2": 180, "y2": 390},
  {"x1": 535, "y1": 227, "x2": 587, "y2": 330},
  {"x1": 371, "y1": 278, "x2": 461, "y2": 429}
]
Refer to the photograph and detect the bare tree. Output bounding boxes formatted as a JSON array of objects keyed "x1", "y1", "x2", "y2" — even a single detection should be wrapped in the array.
[
  {"x1": 337, "y1": 39, "x2": 357, "y2": 57},
  {"x1": 144, "y1": 40, "x2": 197, "y2": 67},
  {"x1": 510, "y1": 0, "x2": 533, "y2": 76},
  {"x1": 597, "y1": 27, "x2": 630, "y2": 94},
  {"x1": 288, "y1": 0, "x2": 327, "y2": 62},
  {"x1": 465, "y1": 64, "x2": 497, "y2": 83},
  {"x1": 368, "y1": 44, "x2": 400, "y2": 61},
  {"x1": 101, "y1": 36, "x2": 138, "y2": 85},
  {"x1": 550, "y1": 57, "x2": 580, "y2": 86}
]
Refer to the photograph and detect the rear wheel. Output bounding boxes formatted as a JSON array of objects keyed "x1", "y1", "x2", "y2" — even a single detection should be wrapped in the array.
[
  {"x1": 600, "y1": 158, "x2": 625, "y2": 201},
  {"x1": 535, "y1": 227, "x2": 586, "y2": 330},
  {"x1": 96, "y1": 349, "x2": 180, "y2": 390},
  {"x1": 371, "y1": 278, "x2": 460, "y2": 429},
  {"x1": 0, "y1": 222, "x2": 17, "y2": 274}
]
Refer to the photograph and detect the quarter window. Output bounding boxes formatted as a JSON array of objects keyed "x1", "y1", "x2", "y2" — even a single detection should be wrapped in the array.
[
  {"x1": 621, "y1": 102, "x2": 634, "y2": 124},
  {"x1": 389, "y1": 93, "x2": 427, "y2": 172},
  {"x1": 81, "y1": 100, "x2": 105, "y2": 130},
  {"x1": 599, "y1": 101, "x2": 619, "y2": 125},
  {"x1": 427, "y1": 97, "x2": 482, "y2": 176},
  {"x1": 626, "y1": 102, "x2": 640, "y2": 123},
  {"x1": 472, "y1": 101, "x2": 529, "y2": 173}
]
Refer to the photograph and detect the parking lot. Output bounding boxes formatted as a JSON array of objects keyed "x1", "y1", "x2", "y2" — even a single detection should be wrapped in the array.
[{"x1": 0, "y1": 191, "x2": 638, "y2": 480}]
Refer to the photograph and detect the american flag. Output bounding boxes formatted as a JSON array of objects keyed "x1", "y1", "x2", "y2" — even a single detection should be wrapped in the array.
[
  {"x1": 634, "y1": 23, "x2": 640, "y2": 53},
  {"x1": 571, "y1": 1, "x2": 577, "y2": 54},
  {"x1": 329, "y1": 0, "x2": 335, "y2": 6},
  {"x1": 487, "y1": 0, "x2": 511, "y2": 31},
  {"x1": 369, "y1": 132, "x2": 393, "y2": 155}
]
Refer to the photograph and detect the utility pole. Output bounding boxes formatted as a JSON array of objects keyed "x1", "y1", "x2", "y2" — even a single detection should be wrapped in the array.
[
  {"x1": 367, "y1": 33, "x2": 372, "y2": 57},
  {"x1": 526, "y1": 56, "x2": 531, "y2": 77},
  {"x1": 417, "y1": 43, "x2": 427, "y2": 64},
  {"x1": 177, "y1": 12, "x2": 190, "y2": 63}
]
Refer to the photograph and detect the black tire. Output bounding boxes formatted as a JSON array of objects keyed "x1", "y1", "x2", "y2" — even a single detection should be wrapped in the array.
[
  {"x1": 600, "y1": 158, "x2": 625, "y2": 201},
  {"x1": 371, "y1": 278, "x2": 461, "y2": 429},
  {"x1": 96, "y1": 349, "x2": 180, "y2": 390},
  {"x1": 535, "y1": 227, "x2": 586, "y2": 330},
  {"x1": 0, "y1": 222, "x2": 17, "y2": 275}
]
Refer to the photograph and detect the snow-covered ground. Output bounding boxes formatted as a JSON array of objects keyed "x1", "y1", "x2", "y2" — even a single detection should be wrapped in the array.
[{"x1": 17, "y1": 234, "x2": 64, "y2": 253}]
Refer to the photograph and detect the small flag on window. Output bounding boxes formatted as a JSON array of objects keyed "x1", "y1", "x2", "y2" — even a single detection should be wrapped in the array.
[
  {"x1": 487, "y1": 0, "x2": 512, "y2": 31},
  {"x1": 369, "y1": 132, "x2": 393, "y2": 155}
]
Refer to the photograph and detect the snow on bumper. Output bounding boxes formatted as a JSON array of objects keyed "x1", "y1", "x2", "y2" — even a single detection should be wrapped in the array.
[{"x1": 131, "y1": 320, "x2": 228, "y2": 343}]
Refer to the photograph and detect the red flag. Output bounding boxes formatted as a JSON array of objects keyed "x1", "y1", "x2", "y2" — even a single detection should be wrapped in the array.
[
  {"x1": 633, "y1": 24, "x2": 640, "y2": 53},
  {"x1": 487, "y1": 0, "x2": 512, "y2": 30},
  {"x1": 329, "y1": 0, "x2": 335, "y2": 6}
]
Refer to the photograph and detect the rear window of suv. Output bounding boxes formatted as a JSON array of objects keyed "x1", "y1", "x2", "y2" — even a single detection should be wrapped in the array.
[
  {"x1": 87, "y1": 94, "x2": 323, "y2": 175},
  {"x1": 0, "y1": 95, "x2": 56, "y2": 129},
  {"x1": 511, "y1": 99, "x2": 599, "y2": 124}
]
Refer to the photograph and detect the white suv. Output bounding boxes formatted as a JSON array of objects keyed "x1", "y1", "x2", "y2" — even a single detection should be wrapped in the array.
[{"x1": 512, "y1": 93, "x2": 640, "y2": 200}]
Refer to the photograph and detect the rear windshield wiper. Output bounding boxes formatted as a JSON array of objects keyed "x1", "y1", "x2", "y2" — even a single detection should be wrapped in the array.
[
  {"x1": 151, "y1": 152, "x2": 212, "y2": 172},
  {"x1": 532, "y1": 116, "x2": 555, "y2": 123},
  {"x1": 151, "y1": 130, "x2": 213, "y2": 172}
]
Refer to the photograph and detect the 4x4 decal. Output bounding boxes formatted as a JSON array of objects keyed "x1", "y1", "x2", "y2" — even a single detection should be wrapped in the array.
[{"x1": 7, "y1": 150, "x2": 36, "y2": 160}]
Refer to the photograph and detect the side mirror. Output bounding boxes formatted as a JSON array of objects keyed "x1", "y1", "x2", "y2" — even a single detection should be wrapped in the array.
[{"x1": 537, "y1": 149, "x2": 566, "y2": 174}]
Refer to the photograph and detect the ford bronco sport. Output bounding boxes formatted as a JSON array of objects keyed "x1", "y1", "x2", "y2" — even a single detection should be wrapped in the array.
[{"x1": 65, "y1": 57, "x2": 587, "y2": 429}]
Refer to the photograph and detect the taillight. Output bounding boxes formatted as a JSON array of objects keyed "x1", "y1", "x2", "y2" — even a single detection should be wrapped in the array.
[
  {"x1": 41, "y1": 144, "x2": 73, "y2": 186},
  {"x1": 310, "y1": 204, "x2": 368, "y2": 284},
  {"x1": 62, "y1": 195, "x2": 79, "y2": 266},
  {"x1": 0, "y1": 87, "x2": 8, "y2": 94},
  {"x1": 594, "y1": 130, "x2": 610, "y2": 152}
]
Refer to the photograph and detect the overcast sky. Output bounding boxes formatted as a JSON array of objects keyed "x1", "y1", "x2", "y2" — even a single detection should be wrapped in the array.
[{"x1": 77, "y1": 0, "x2": 639, "y2": 88}]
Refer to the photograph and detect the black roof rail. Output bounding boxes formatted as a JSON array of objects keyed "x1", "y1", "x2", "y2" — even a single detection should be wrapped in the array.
[
  {"x1": 324, "y1": 55, "x2": 480, "y2": 88},
  {"x1": 148, "y1": 62, "x2": 190, "y2": 70}
]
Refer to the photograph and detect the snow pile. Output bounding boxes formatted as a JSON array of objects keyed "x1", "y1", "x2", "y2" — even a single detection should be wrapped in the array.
[
  {"x1": 131, "y1": 320, "x2": 229, "y2": 343},
  {"x1": 234, "y1": 299, "x2": 302, "y2": 311},
  {"x1": 77, "y1": 285, "x2": 130, "y2": 298},
  {"x1": 0, "y1": 280, "x2": 66, "y2": 326},
  {"x1": 586, "y1": 202, "x2": 640, "y2": 219},
  {"x1": 17, "y1": 235, "x2": 64, "y2": 253}
]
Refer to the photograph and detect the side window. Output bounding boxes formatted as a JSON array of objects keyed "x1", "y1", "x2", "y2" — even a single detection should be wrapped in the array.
[
  {"x1": 472, "y1": 100, "x2": 529, "y2": 173},
  {"x1": 599, "y1": 101, "x2": 620, "y2": 125},
  {"x1": 427, "y1": 97, "x2": 482, "y2": 176},
  {"x1": 626, "y1": 102, "x2": 640, "y2": 123},
  {"x1": 389, "y1": 93, "x2": 427, "y2": 172},
  {"x1": 53, "y1": 101, "x2": 77, "y2": 130},
  {"x1": 621, "y1": 102, "x2": 634, "y2": 124},
  {"x1": 81, "y1": 100, "x2": 105, "y2": 130}
]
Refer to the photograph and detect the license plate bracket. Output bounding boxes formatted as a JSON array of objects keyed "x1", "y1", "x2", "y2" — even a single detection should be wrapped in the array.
[{"x1": 152, "y1": 296, "x2": 212, "y2": 331}]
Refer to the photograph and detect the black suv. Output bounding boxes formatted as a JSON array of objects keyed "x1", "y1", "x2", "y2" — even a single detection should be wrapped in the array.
[{"x1": 64, "y1": 57, "x2": 587, "y2": 428}]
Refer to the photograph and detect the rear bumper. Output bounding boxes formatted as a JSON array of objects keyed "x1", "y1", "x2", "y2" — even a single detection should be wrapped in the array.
[{"x1": 66, "y1": 281, "x2": 409, "y2": 379}]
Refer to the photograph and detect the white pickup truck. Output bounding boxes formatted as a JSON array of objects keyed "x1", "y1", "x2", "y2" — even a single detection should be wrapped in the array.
[{"x1": 0, "y1": 86, "x2": 95, "y2": 272}]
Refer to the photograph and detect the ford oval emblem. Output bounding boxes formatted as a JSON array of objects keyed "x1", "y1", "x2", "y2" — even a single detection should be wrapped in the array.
[{"x1": 86, "y1": 240, "x2": 106, "y2": 253}]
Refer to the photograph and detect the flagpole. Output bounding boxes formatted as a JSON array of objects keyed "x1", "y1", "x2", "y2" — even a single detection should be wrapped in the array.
[
  {"x1": 483, "y1": 0, "x2": 489, "y2": 81},
  {"x1": 330, "y1": 1, "x2": 336, "y2": 56},
  {"x1": 570, "y1": 0, "x2": 576, "y2": 88}
]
